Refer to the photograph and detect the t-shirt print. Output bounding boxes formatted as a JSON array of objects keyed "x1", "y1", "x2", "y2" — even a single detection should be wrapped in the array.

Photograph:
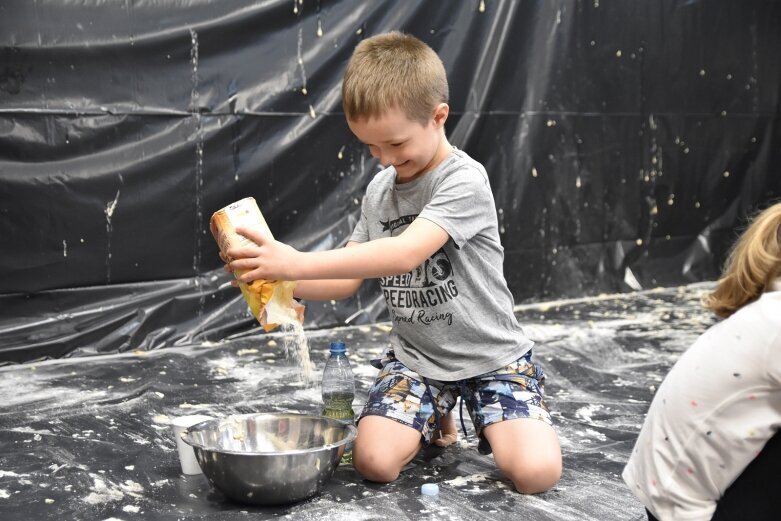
[{"x1": 377, "y1": 214, "x2": 459, "y2": 327}]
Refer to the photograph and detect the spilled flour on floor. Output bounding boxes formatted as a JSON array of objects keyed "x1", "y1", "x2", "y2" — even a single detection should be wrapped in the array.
[{"x1": 82, "y1": 474, "x2": 144, "y2": 505}]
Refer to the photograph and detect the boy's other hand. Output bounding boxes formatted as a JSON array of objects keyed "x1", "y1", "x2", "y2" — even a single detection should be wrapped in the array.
[{"x1": 225, "y1": 226, "x2": 300, "y2": 282}]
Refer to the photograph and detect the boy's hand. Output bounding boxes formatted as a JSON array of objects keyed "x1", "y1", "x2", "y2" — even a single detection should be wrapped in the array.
[
  {"x1": 219, "y1": 251, "x2": 239, "y2": 287},
  {"x1": 225, "y1": 226, "x2": 301, "y2": 282}
]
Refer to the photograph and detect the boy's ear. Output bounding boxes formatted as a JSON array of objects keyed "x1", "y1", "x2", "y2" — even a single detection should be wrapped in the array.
[{"x1": 433, "y1": 103, "x2": 449, "y2": 128}]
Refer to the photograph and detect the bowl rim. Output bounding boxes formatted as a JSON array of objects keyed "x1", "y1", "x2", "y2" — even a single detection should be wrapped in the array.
[{"x1": 181, "y1": 412, "x2": 357, "y2": 456}]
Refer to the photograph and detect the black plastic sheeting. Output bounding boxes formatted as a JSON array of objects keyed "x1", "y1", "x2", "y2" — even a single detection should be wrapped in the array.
[{"x1": 1, "y1": 1, "x2": 780, "y2": 363}]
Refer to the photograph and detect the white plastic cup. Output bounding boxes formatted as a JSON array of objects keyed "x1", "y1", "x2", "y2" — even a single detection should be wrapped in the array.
[{"x1": 171, "y1": 415, "x2": 213, "y2": 475}]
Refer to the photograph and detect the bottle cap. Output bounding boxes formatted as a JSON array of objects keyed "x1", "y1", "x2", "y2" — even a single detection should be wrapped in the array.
[
  {"x1": 329, "y1": 341, "x2": 346, "y2": 354},
  {"x1": 421, "y1": 483, "x2": 439, "y2": 496}
]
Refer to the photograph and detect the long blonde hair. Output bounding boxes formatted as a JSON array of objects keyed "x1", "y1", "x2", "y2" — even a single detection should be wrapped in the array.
[{"x1": 706, "y1": 202, "x2": 781, "y2": 318}]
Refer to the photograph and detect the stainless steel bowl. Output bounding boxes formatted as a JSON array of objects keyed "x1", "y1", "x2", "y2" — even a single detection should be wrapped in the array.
[{"x1": 182, "y1": 413, "x2": 356, "y2": 505}]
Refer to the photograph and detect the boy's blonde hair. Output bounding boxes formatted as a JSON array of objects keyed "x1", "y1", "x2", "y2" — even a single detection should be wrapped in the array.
[
  {"x1": 342, "y1": 31, "x2": 448, "y2": 125},
  {"x1": 706, "y1": 202, "x2": 781, "y2": 318}
]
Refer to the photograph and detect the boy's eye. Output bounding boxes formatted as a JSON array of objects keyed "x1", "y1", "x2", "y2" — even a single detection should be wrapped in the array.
[{"x1": 391, "y1": 142, "x2": 404, "y2": 148}]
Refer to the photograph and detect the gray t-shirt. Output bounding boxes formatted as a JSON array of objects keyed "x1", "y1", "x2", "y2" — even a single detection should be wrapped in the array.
[{"x1": 350, "y1": 148, "x2": 533, "y2": 380}]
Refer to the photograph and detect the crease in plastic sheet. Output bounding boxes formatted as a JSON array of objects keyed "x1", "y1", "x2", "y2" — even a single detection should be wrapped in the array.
[{"x1": 1, "y1": 0, "x2": 780, "y2": 362}]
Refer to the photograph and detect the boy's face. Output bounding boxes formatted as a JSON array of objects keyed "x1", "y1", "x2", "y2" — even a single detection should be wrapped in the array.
[{"x1": 347, "y1": 104, "x2": 450, "y2": 183}]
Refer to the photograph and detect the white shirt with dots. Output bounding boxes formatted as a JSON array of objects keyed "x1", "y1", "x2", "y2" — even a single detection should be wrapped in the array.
[{"x1": 623, "y1": 279, "x2": 781, "y2": 520}]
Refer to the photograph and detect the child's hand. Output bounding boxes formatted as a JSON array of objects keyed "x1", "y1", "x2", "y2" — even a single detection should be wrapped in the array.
[
  {"x1": 225, "y1": 226, "x2": 301, "y2": 282},
  {"x1": 218, "y1": 251, "x2": 239, "y2": 287},
  {"x1": 432, "y1": 412, "x2": 458, "y2": 447}
]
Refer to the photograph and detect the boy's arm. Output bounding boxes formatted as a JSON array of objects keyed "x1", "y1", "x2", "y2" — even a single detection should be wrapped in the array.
[
  {"x1": 292, "y1": 278, "x2": 363, "y2": 301},
  {"x1": 292, "y1": 242, "x2": 364, "y2": 301},
  {"x1": 227, "y1": 218, "x2": 450, "y2": 283}
]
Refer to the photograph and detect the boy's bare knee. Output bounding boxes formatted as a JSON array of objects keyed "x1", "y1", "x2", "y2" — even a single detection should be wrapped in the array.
[
  {"x1": 507, "y1": 459, "x2": 562, "y2": 495},
  {"x1": 352, "y1": 449, "x2": 402, "y2": 483},
  {"x1": 485, "y1": 418, "x2": 562, "y2": 494},
  {"x1": 352, "y1": 416, "x2": 421, "y2": 483}
]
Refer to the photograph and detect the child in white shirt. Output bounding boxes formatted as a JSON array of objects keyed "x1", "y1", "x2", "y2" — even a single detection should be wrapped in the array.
[{"x1": 623, "y1": 202, "x2": 781, "y2": 520}]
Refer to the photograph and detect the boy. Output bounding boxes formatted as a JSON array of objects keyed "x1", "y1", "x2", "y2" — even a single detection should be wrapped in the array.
[{"x1": 224, "y1": 31, "x2": 562, "y2": 494}]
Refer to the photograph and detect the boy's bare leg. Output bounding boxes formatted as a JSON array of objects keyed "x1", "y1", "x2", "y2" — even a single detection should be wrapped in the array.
[
  {"x1": 352, "y1": 416, "x2": 422, "y2": 483},
  {"x1": 484, "y1": 418, "x2": 561, "y2": 494},
  {"x1": 432, "y1": 411, "x2": 458, "y2": 447}
]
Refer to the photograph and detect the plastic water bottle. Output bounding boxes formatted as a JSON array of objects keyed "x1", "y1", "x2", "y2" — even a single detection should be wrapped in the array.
[
  {"x1": 321, "y1": 341, "x2": 355, "y2": 423},
  {"x1": 322, "y1": 341, "x2": 355, "y2": 464}
]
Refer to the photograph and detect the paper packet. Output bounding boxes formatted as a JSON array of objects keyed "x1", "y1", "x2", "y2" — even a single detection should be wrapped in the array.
[{"x1": 209, "y1": 197, "x2": 305, "y2": 332}]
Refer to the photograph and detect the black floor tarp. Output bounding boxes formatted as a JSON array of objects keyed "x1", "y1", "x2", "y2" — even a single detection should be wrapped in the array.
[{"x1": 0, "y1": 282, "x2": 715, "y2": 520}]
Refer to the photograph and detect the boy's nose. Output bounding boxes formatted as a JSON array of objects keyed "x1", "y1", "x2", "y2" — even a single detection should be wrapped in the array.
[{"x1": 377, "y1": 151, "x2": 394, "y2": 167}]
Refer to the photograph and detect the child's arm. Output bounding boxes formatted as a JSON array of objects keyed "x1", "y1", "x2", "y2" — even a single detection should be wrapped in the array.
[
  {"x1": 226, "y1": 218, "x2": 449, "y2": 283},
  {"x1": 292, "y1": 278, "x2": 363, "y2": 301},
  {"x1": 291, "y1": 242, "x2": 364, "y2": 301},
  {"x1": 222, "y1": 243, "x2": 364, "y2": 301}
]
